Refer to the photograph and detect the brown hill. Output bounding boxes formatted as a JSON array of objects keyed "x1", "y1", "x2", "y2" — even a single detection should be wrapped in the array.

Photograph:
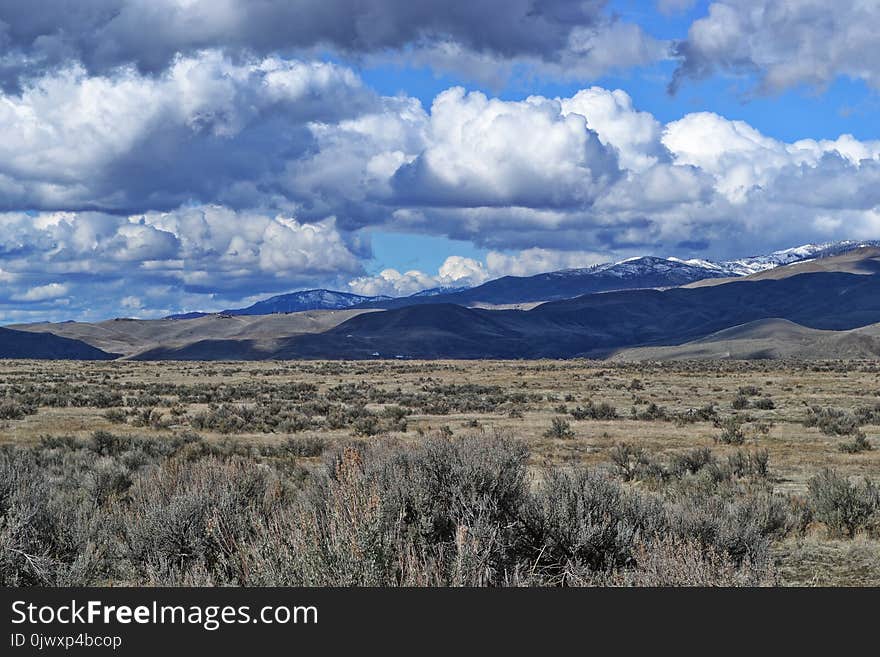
[
  {"x1": 10, "y1": 309, "x2": 379, "y2": 357},
  {"x1": 610, "y1": 318, "x2": 880, "y2": 361}
]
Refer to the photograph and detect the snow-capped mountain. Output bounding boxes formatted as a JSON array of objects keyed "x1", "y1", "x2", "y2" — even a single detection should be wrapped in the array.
[
  {"x1": 719, "y1": 241, "x2": 880, "y2": 276},
  {"x1": 590, "y1": 256, "x2": 733, "y2": 282},
  {"x1": 362, "y1": 255, "x2": 737, "y2": 308},
  {"x1": 166, "y1": 240, "x2": 880, "y2": 318},
  {"x1": 220, "y1": 289, "x2": 391, "y2": 316},
  {"x1": 373, "y1": 241, "x2": 880, "y2": 308},
  {"x1": 519, "y1": 256, "x2": 734, "y2": 283}
]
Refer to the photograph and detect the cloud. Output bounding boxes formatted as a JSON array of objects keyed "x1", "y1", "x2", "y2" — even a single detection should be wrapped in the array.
[
  {"x1": 121, "y1": 296, "x2": 143, "y2": 310},
  {"x1": 559, "y1": 87, "x2": 666, "y2": 172},
  {"x1": 1, "y1": 47, "x2": 880, "y2": 319},
  {"x1": 438, "y1": 255, "x2": 491, "y2": 285},
  {"x1": 0, "y1": 51, "x2": 376, "y2": 213},
  {"x1": 14, "y1": 55, "x2": 876, "y2": 270},
  {"x1": 662, "y1": 112, "x2": 880, "y2": 203},
  {"x1": 0, "y1": 205, "x2": 365, "y2": 318},
  {"x1": 0, "y1": 1, "x2": 665, "y2": 87},
  {"x1": 348, "y1": 255, "x2": 490, "y2": 297},
  {"x1": 141, "y1": 206, "x2": 365, "y2": 294},
  {"x1": 391, "y1": 87, "x2": 621, "y2": 208},
  {"x1": 485, "y1": 248, "x2": 609, "y2": 277},
  {"x1": 400, "y1": 14, "x2": 668, "y2": 88},
  {"x1": 12, "y1": 282, "x2": 69, "y2": 302},
  {"x1": 672, "y1": 1, "x2": 880, "y2": 93},
  {"x1": 347, "y1": 249, "x2": 612, "y2": 296}
]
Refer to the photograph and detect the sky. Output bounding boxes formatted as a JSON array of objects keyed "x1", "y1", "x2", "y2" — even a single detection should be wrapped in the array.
[{"x1": 1, "y1": 1, "x2": 880, "y2": 322}]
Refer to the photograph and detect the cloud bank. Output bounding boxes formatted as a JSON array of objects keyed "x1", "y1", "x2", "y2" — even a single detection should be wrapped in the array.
[
  {"x1": 3, "y1": 56, "x2": 880, "y2": 319},
  {"x1": 0, "y1": 0, "x2": 664, "y2": 88},
  {"x1": 1, "y1": 3, "x2": 879, "y2": 320}
]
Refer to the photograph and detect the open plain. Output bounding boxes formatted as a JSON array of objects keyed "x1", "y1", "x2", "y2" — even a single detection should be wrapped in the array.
[{"x1": 2, "y1": 358, "x2": 879, "y2": 586}]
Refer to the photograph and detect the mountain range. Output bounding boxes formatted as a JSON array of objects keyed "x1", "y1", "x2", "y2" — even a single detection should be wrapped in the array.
[
  {"x1": 168, "y1": 240, "x2": 880, "y2": 316},
  {"x1": 7, "y1": 240, "x2": 880, "y2": 360},
  {"x1": 166, "y1": 290, "x2": 390, "y2": 319}
]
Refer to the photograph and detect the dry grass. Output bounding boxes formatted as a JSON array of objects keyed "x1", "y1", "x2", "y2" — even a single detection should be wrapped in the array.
[{"x1": 1, "y1": 358, "x2": 879, "y2": 585}]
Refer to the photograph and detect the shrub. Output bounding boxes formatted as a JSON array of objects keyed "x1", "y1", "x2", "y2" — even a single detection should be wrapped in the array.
[
  {"x1": 0, "y1": 399, "x2": 36, "y2": 420},
  {"x1": 570, "y1": 401, "x2": 618, "y2": 420},
  {"x1": 804, "y1": 406, "x2": 860, "y2": 436},
  {"x1": 610, "y1": 443, "x2": 658, "y2": 482},
  {"x1": 731, "y1": 395, "x2": 750, "y2": 410},
  {"x1": 119, "y1": 457, "x2": 277, "y2": 584},
  {"x1": 669, "y1": 448, "x2": 715, "y2": 478},
  {"x1": 752, "y1": 397, "x2": 775, "y2": 410},
  {"x1": 726, "y1": 450, "x2": 770, "y2": 479},
  {"x1": 102, "y1": 408, "x2": 128, "y2": 424},
  {"x1": 807, "y1": 469, "x2": 880, "y2": 538},
  {"x1": 282, "y1": 432, "x2": 533, "y2": 586},
  {"x1": 855, "y1": 403, "x2": 880, "y2": 426},
  {"x1": 608, "y1": 536, "x2": 774, "y2": 587},
  {"x1": 87, "y1": 459, "x2": 133, "y2": 506},
  {"x1": 839, "y1": 434, "x2": 872, "y2": 454},
  {"x1": 674, "y1": 404, "x2": 718, "y2": 425},
  {"x1": 283, "y1": 435, "x2": 327, "y2": 457},
  {"x1": 0, "y1": 428, "x2": 783, "y2": 587},
  {"x1": 632, "y1": 402, "x2": 668, "y2": 421},
  {"x1": 352, "y1": 415, "x2": 381, "y2": 437},
  {"x1": 524, "y1": 468, "x2": 664, "y2": 581},
  {"x1": 715, "y1": 416, "x2": 746, "y2": 445},
  {"x1": 90, "y1": 430, "x2": 128, "y2": 456},
  {"x1": 544, "y1": 417, "x2": 575, "y2": 439},
  {"x1": 665, "y1": 485, "x2": 787, "y2": 575}
]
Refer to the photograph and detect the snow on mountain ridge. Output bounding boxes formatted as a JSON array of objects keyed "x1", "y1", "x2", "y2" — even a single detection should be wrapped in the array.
[
  {"x1": 721, "y1": 240, "x2": 880, "y2": 275},
  {"x1": 167, "y1": 240, "x2": 880, "y2": 318},
  {"x1": 222, "y1": 289, "x2": 391, "y2": 315},
  {"x1": 555, "y1": 241, "x2": 880, "y2": 281}
]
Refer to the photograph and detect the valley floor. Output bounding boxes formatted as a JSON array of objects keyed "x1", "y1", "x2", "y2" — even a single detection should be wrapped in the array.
[{"x1": 2, "y1": 358, "x2": 879, "y2": 586}]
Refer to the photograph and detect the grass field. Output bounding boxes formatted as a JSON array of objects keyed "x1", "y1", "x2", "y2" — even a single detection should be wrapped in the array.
[{"x1": 2, "y1": 358, "x2": 879, "y2": 586}]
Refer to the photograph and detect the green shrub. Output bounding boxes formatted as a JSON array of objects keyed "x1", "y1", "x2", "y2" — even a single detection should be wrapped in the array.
[
  {"x1": 0, "y1": 399, "x2": 36, "y2": 420},
  {"x1": 715, "y1": 416, "x2": 746, "y2": 445},
  {"x1": 805, "y1": 406, "x2": 861, "y2": 436},
  {"x1": 0, "y1": 429, "x2": 783, "y2": 587},
  {"x1": 839, "y1": 434, "x2": 872, "y2": 454},
  {"x1": 731, "y1": 394, "x2": 750, "y2": 410},
  {"x1": 632, "y1": 402, "x2": 668, "y2": 421},
  {"x1": 102, "y1": 408, "x2": 128, "y2": 424},
  {"x1": 544, "y1": 417, "x2": 575, "y2": 439},
  {"x1": 610, "y1": 443, "x2": 659, "y2": 482},
  {"x1": 807, "y1": 469, "x2": 880, "y2": 538},
  {"x1": 570, "y1": 401, "x2": 618, "y2": 420}
]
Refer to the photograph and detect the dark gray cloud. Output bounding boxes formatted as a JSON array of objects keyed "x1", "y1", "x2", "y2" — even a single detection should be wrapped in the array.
[{"x1": 0, "y1": 0, "x2": 662, "y2": 86}]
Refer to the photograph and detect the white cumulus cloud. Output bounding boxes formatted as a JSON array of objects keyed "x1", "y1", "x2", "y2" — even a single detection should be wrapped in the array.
[
  {"x1": 13, "y1": 282, "x2": 69, "y2": 302},
  {"x1": 348, "y1": 255, "x2": 490, "y2": 297}
]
